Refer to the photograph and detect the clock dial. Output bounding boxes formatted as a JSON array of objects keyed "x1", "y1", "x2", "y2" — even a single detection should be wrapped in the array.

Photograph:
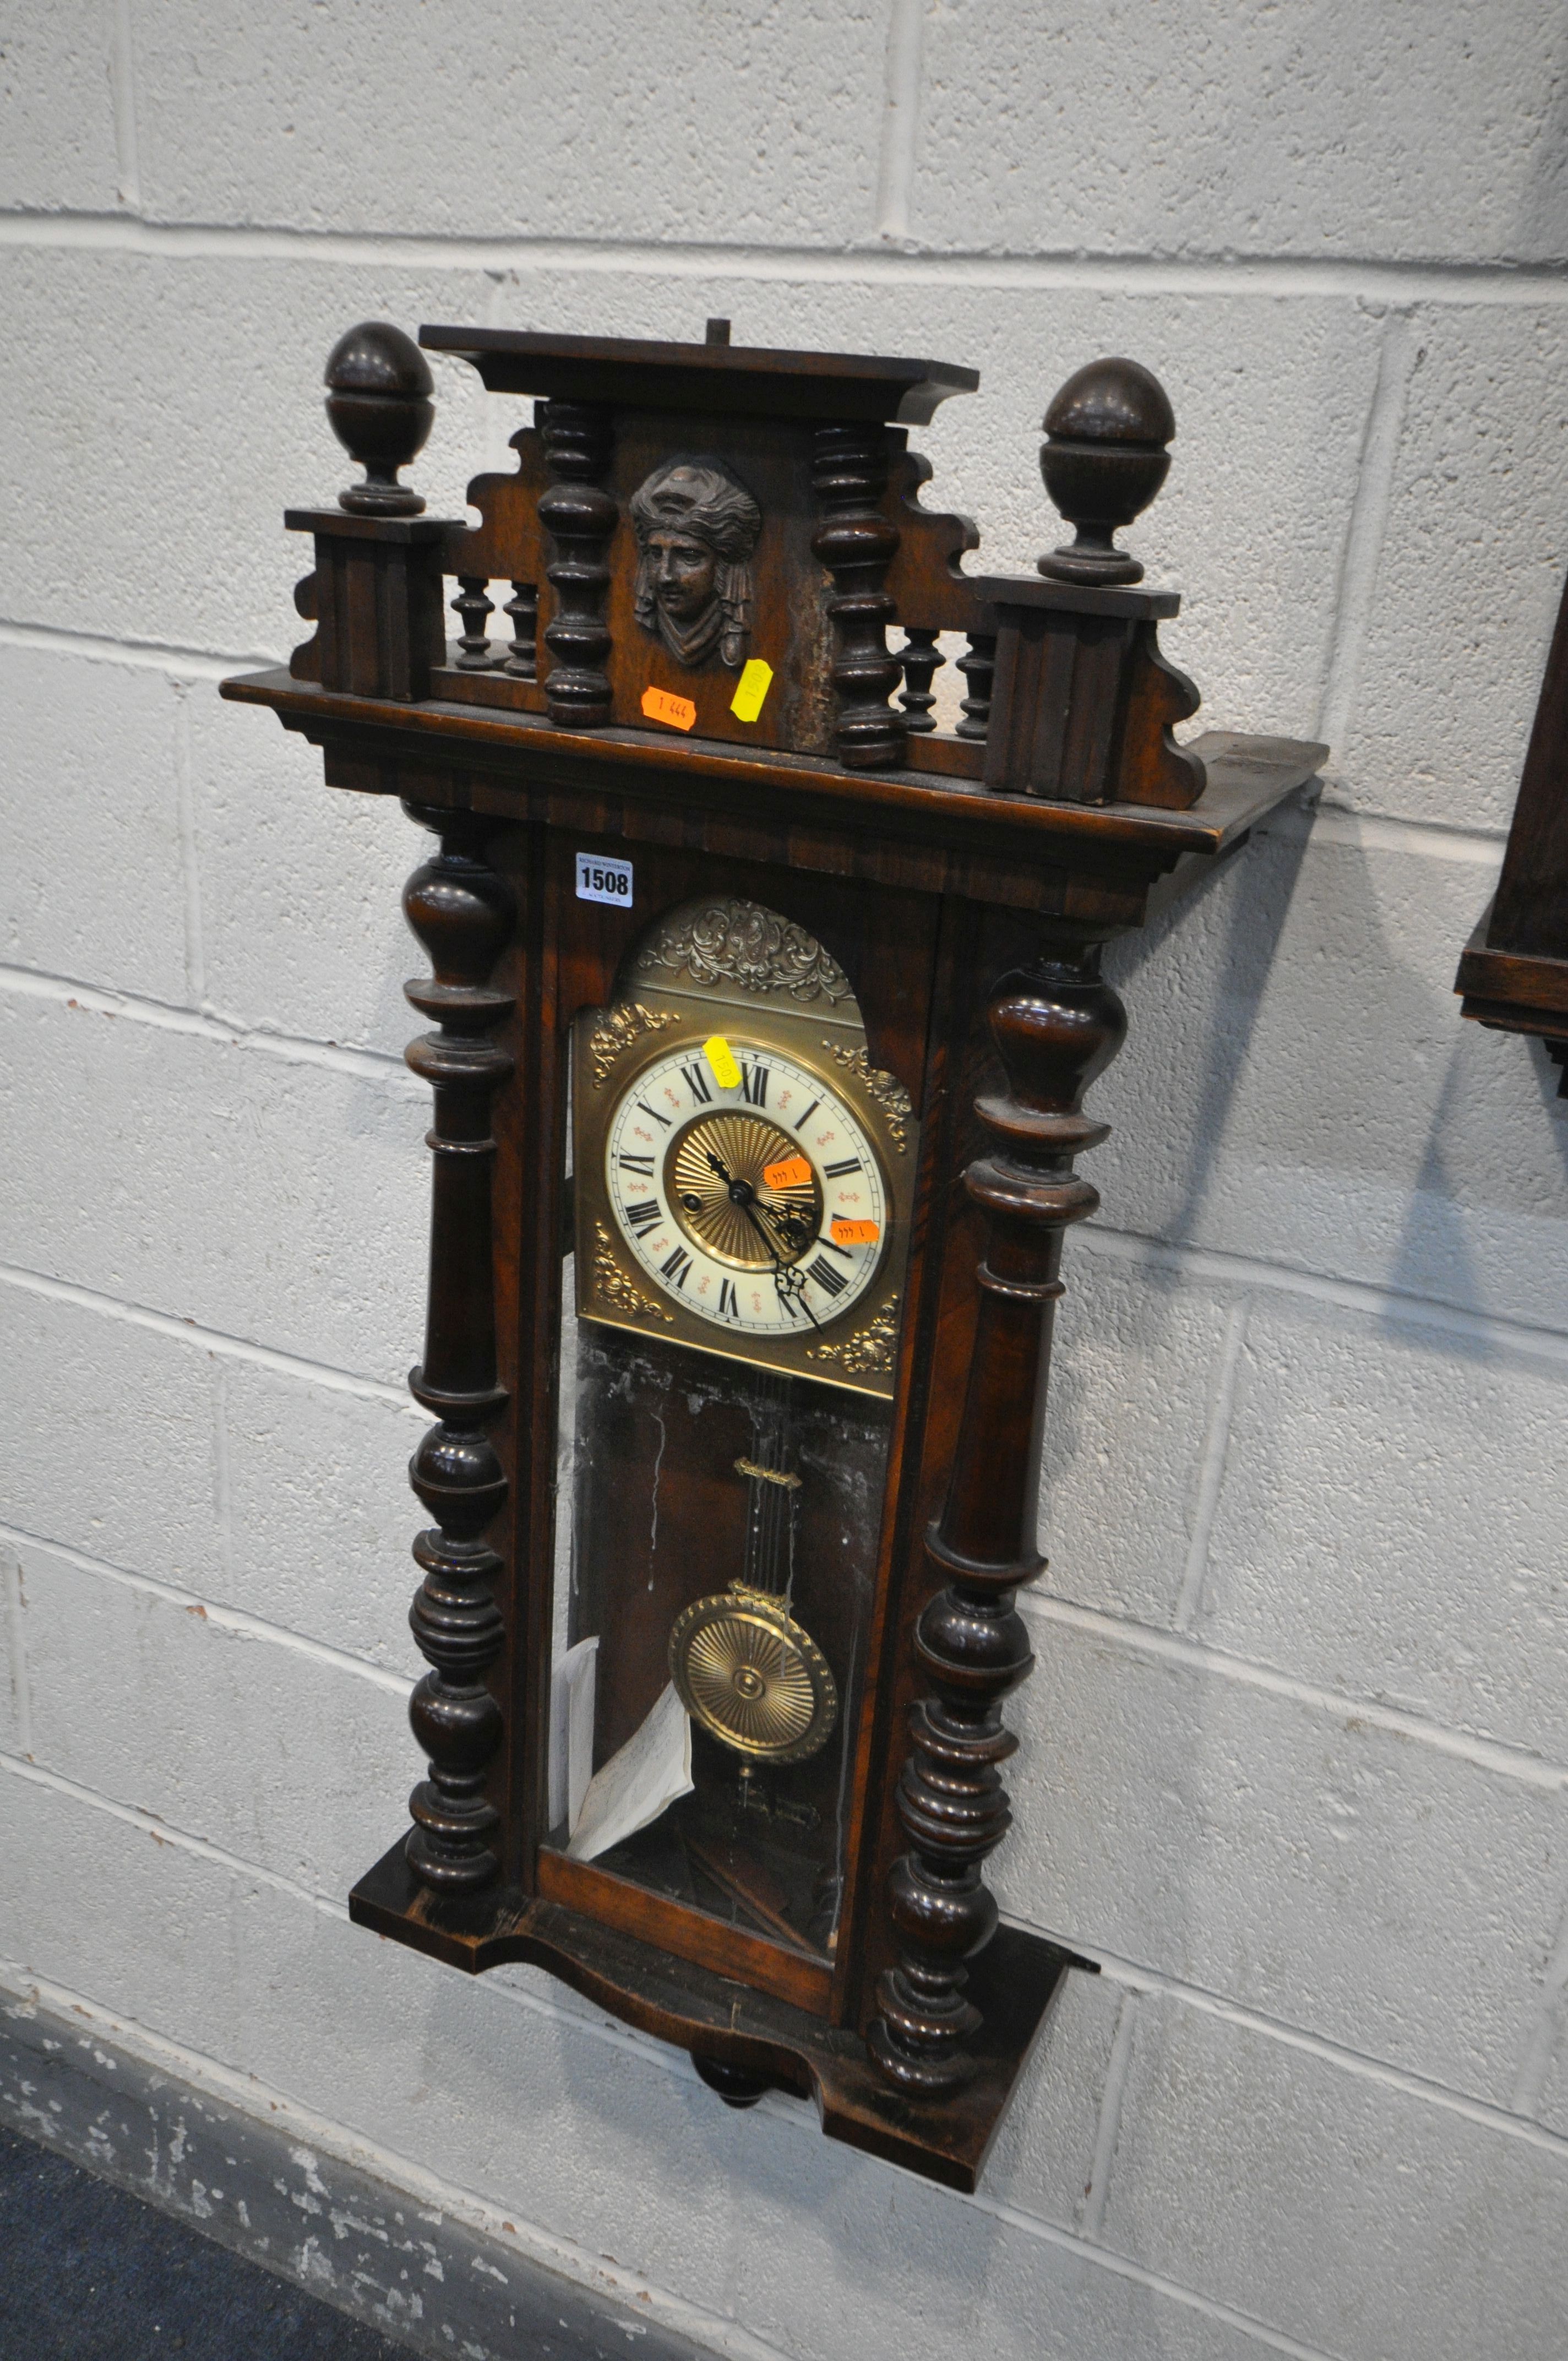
[{"x1": 605, "y1": 1040, "x2": 888, "y2": 1336}]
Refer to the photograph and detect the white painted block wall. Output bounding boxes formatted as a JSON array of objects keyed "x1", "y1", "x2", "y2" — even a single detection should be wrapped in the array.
[{"x1": 3, "y1": 7, "x2": 1567, "y2": 2356}]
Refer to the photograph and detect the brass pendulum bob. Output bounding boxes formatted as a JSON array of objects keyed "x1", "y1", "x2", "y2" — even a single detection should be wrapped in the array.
[{"x1": 668, "y1": 1451, "x2": 837, "y2": 1765}]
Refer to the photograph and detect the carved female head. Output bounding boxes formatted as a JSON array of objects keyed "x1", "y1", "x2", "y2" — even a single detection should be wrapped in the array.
[{"x1": 629, "y1": 456, "x2": 762, "y2": 671}]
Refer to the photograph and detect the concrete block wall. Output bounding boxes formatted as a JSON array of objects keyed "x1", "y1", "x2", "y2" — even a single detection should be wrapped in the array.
[{"x1": 3, "y1": 7, "x2": 1567, "y2": 2355}]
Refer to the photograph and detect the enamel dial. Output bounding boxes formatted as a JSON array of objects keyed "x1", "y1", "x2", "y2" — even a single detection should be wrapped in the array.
[{"x1": 605, "y1": 1040, "x2": 888, "y2": 1336}]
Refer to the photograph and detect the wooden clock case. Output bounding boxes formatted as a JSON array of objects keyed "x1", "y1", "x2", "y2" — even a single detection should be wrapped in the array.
[
  {"x1": 222, "y1": 319, "x2": 1324, "y2": 2191},
  {"x1": 1456, "y1": 562, "x2": 1568, "y2": 1085}
]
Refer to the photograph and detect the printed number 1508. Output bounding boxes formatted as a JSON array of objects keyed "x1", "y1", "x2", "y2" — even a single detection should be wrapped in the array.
[{"x1": 575, "y1": 853, "x2": 633, "y2": 907}]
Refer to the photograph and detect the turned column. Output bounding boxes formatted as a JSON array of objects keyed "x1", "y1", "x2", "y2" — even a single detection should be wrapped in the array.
[
  {"x1": 503, "y1": 580, "x2": 538, "y2": 678},
  {"x1": 538, "y1": 400, "x2": 616, "y2": 727},
  {"x1": 955, "y1": 631, "x2": 997, "y2": 742},
  {"x1": 870, "y1": 945, "x2": 1126, "y2": 2091},
  {"x1": 897, "y1": 626, "x2": 943, "y2": 731},
  {"x1": 812, "y1": 423, "x2": 906, "y2": 770},
  {"x1": 401, "y1": 803, "x2": 515, "y2": 1894}
]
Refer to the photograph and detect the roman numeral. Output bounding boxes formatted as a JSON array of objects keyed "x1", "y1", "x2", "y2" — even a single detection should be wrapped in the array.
[
  {"x1": 806, "y1": 1254, "x2": 848, "y2": 1298},
  {"x1": 739, "y1": 1060, "x2": 770, "y2": 1106},
  {"x1": 636, "y1": 1098, "x2": 671, "y2": 1128},
  {"x1": 618, "y1": 1153, "x2": 655, "y2": 1176},
  {"x1": 718, "y1": 1279, "x2": 739, "y2": 1319},
  {"x1": 793, "y1": 1098, "x2": 821, "y2": 1133},
  {"x1": 823, "y1": 1157, "x2": 861, "y2": 1178},
  {"x1": 660, "y1": 1244, "x2": 693, "y2": 1289},
  {"x1": 679, "y1": 1063, "x2": 712, "y2": 1103},
  {"x1": 623, "y1": 1199, "x2": 661, "y2": 1233}
]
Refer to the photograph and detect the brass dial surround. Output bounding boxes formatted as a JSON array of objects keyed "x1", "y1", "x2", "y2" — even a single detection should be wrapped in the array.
[
  {"x1": 574, "y1": 986, "x2": 916, "y2": 1401},
  {"x1": 669, "y1": 1582, "x2": 839, "y2": 1763},
  {"x1": 597, "y1": 1035, "x2": 889, "y2": 1344}
]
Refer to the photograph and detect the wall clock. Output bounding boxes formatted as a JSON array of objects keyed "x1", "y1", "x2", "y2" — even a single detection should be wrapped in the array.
[{"x1": 224, "y1": 316, "x2": 1323, "y2": 2188}]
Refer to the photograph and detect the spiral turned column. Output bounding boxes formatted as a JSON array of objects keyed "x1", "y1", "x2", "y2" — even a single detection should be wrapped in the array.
[
  {"x1": 870, "y1": 947, "x2": 1127, "y2": 2092},
  {"x1": 812, "y1": 422, "x2": 906, "y2": 771},
  {"x1": 401, "y1": 803, "x2": 516, "y2": 1894},
  {"x1": 538, "y1": 400, "x2": 616, "y2": 727}
]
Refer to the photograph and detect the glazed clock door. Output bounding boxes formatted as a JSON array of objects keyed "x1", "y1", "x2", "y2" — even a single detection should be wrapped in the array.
[{"x1": 541, "y1": 896, "x2": 918, "y2": 2008}]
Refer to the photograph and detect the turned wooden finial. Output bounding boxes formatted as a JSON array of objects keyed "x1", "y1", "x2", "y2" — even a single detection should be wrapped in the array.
[
  {"x1": 1036, "y1": 357, "x2": 1175, "y2": 587},
  {"x1": 324, "y1": 321, "x2": 435, "y2": 516}
]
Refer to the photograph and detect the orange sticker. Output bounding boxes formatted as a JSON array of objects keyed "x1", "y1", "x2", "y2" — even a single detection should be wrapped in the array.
[
  {"x1": 831, "y1": 1217, "x2": 881, "y2": 1247},
  {"x1": 641, "y1": 686, "x2": 696, "y2": 732},
  {"x1": 763, "y1": 1156, "x2": 813, "y2": 1192}
]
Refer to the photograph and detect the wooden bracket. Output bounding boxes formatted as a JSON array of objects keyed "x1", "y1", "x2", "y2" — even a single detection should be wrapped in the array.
[
  {"x1": 284, "y1": 509, "x2": 450, "y2": 702},
  {"x1": 977, "y1": 575, "x2": 1205, "y2": 808}
]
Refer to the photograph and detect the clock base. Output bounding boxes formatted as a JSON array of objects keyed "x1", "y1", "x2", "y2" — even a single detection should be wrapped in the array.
[{"x1": 349, "y1": 1839, "x2": 1086, "y2": 2193}]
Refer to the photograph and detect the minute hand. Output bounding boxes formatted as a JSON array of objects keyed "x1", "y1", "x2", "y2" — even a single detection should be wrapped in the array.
[{"x1": 742, "y1": 1201, "x2": 821, "y2": 1331}]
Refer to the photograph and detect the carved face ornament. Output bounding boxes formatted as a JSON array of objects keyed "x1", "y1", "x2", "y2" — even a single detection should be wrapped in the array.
[{"x1": 630, "y1": 456, "x2": 762, "y2": 671}]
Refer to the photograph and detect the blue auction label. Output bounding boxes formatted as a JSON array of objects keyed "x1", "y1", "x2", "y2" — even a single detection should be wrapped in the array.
[{"x1": 575, "y1": 852, "x2": 633, "y2": 907}]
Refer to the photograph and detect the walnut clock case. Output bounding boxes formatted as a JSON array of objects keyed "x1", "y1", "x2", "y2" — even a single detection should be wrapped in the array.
[
  {"x1": 222, "y1": 318, "x2": 1324, "y2": 2191},
  {"x1": 1455, "y1": 557, "x2": 1568, "y2": 1086}
]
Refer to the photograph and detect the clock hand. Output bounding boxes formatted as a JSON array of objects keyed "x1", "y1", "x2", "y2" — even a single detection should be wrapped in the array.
[
  {"x1": 703, "y1": 1149, "x2": 822, "y2": 1330},
  {"x1": 755, "y1": 1198, "x2": 816, "y2": 1254},
  {"x1": 744, "y1": 1204, "x2": 822, "y2": 1330},
  {"x1": 703, "y1": 1149, "x2": 815, "y2": 1253}
]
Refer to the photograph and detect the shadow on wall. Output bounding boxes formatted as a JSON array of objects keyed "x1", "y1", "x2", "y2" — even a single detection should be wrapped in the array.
[
  {"x1": 1028, "y1": 808, "x2": 1558, "y2": 2015},
  {"x1": 455, "y1": 1967, "x2": 1218, "y2": 2350},
  {"x1": 1009, "y1": 819, "x2": 1309, "y2": 1629},
  {"x1": 430, "y1": 1957, "x2": 1023, "y2": 2321},
  {"x1": 1091, "y1": 802, "x2": 1568, "y2": 1326},
  {"x1": 1102, "y1": 810, "x2": 1314, "y2": 1255},
  {"x1": 1391, "y1": 976, "x2": 1568, "y2": 1334}
]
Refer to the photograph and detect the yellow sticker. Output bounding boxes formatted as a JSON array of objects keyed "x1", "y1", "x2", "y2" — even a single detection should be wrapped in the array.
[
  {"x1": 703, "y1": 1034, "x2": 742, "y2": 1090},
  {"x1": 763, "y1": 1156, "x2": 813, "y2": 1193},
  {"x1": 831, "y1": 1217, "x2": 881, "y2": 1247},
  {"x1": 729, "y1": 659, "x2": 774, "y2": 724},
  {"x1": 642, "y1": 686, "x2": 696, "y2": 731}
]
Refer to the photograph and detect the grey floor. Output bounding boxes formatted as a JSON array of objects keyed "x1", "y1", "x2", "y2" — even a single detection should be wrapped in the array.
[{"x1": 0, "y1": 2121, "x2": 416, "y2": 2359}]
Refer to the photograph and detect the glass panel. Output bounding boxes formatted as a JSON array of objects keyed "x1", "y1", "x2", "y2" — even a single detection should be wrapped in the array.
[
  {"x1": 548, "y1": 1325, "x2": 887, "y2": 1959},
  {"x1": 541, "y1": 894, "x2": 912, "y2": 1971}
]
